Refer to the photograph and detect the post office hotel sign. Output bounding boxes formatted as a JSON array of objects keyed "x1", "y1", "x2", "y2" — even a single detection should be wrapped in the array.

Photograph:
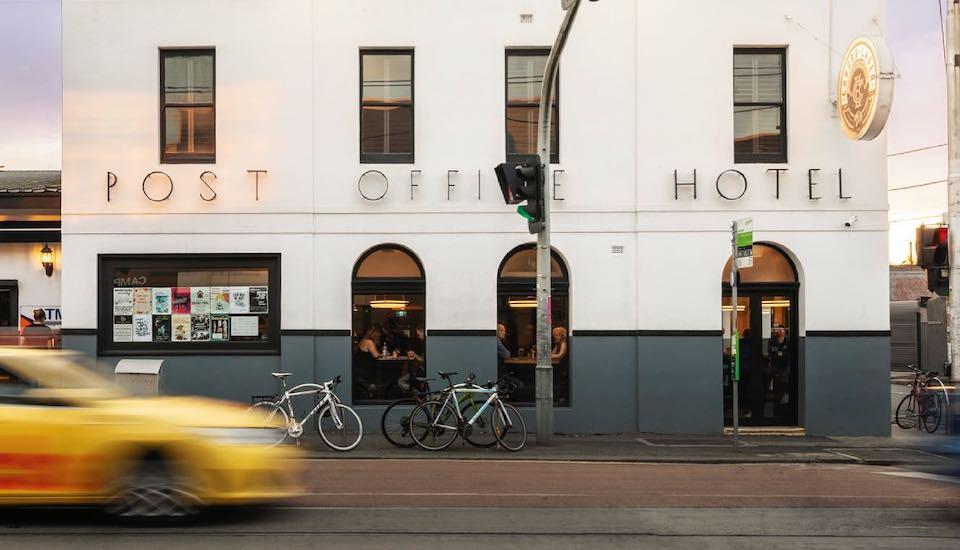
[{"x1": 838, "y1": 36, "x2": 895, "y2": 141}]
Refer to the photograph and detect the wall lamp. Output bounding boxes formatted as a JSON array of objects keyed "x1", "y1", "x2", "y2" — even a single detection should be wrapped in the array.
[{"x1": 40, "y1": 244, "x2": 54, "y2": 277}]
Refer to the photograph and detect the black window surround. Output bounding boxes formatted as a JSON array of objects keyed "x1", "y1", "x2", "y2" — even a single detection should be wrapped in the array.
[
  {"x1": 505, "y1": 48, "x2": 559, "y2": 165},
  {"x1": 733, "y1": 47, "x2": 787, "y2": 164},
  {"x1": 360, "y1": 49, "x2": 415, "y2": 164},
  {"x1": 159, "y1": 48, "x2": 216, "y2": 164},
  {"x1": 0, "y1": 280, "x2": 18, "y2": 329},
  {"x1": 97, "y1": 254, "x2": 280, "y2": 356}
]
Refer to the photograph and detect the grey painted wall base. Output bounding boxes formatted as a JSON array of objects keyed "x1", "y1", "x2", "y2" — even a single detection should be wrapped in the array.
[
  {"x1": 59, "y1": 332, "x2": 891, "y2": 436},
  {"x1": 637, "y1": 336, "x2": 723, "y2": 434},
  {"x1": 803, "y1": 336, "x2": 891, "y2": 436}
]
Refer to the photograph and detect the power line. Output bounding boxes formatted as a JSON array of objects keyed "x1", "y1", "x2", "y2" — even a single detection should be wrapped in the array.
[
  {"x1": 888, "y1": 144, "x2": 948, "y2": 156},
  {"x1": 890, "y1": 179, "x2": 948, "y2": 191}
]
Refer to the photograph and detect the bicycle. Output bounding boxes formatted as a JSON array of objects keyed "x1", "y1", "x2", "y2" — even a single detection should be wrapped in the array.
[
  {"x1": 409, "y1": 374, "x2": 525, "y2": 452},
  {"x1": 895, "y1": 365, "x2": 950, "y2": 433},
  {"x1": 247, "y1": 372, "x2": 363, "y2": 450},
  {"x1": 381, "y1": 371, "x2": 498, "y2": 449}
]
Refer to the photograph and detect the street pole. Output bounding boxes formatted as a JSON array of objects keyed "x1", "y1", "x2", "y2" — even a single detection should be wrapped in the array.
[
  {"x1": 948, "y1": 0, "x2": 960, "y2": 383},
  {"x1": 535, "y1": 0, "x2": 583, "y2": 444},
  {"x1": 730, "y1": 222, "x2": 739, "y2": 448}
]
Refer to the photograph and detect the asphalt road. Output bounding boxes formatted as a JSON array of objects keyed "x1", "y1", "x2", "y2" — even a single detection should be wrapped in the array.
[{"x1": 2, "y1": 460, "x2": 959, "y2": 549}]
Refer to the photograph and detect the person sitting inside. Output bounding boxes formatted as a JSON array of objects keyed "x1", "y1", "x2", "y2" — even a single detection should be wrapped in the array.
[
  {"x1": 497, "y1": 323, "x2": 511, "y2": 360},
  {"x1": 551, "y1": 326, "x2": 568, "y2": 362},
  {"x1": 354, "y1": 326, "x2": 382, "y2": 398},
  {"x1": 22, "y1": 308, "x2": 53, "y2": 347}
]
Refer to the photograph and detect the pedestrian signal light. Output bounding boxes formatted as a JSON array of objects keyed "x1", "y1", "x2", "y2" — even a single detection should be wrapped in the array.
[{"x1": 495, "y1": 160, "x2": 546, "y2": 234}]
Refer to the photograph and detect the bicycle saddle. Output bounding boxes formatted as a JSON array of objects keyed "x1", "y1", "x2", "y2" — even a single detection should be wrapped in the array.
[
  {"x1": 415, "y1": 377, "x2": 435, "y2": 382},
  {"x1": 437, "y1": 371, "x2": 458, "y2": 379},
  {"x1": 270, "y1": 372, "x2": 293, "y2": 378}
]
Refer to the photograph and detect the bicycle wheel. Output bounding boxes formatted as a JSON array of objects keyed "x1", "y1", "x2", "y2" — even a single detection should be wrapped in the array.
[
  {"x1": 492, "y1": 402, "x2": 527, "y2": 452},
  {"x1": 381, "y1": 398, "x2": 419, "y2": 448},
  {"x1": 317, "y1": 403, "x2": 363, "y2": 451},
  {"x1": 246, "y1": 401, "x2": 290, "y2": 446},
  {"x1": 461, "y1": 400, "x2": 497, "y2": 448},
  {"x1": 895, "y1": 394, "x2": 919, "y2": 430},
  {"x1": 410, "y1": 399, "x2": 460, "y2": 451},
  {"x1": 923, "y1": 392, "x2": 944, "y2": 433}
]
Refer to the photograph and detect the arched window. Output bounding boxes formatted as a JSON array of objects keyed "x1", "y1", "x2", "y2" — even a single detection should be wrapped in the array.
[
  {"x1": 351, "y1": 244, "x2": 425, "y2": 403},
  {"x1": 496, "y1": 244, "x2": 570, "y2": 406},
  {"x1": 721, "y1": 242, "x2": 800, "y2": 428}
]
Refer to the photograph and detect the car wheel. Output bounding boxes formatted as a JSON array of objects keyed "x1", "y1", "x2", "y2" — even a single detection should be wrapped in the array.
[{"x1": 106, "y1": 458, "x2": 201, "y2": 519}]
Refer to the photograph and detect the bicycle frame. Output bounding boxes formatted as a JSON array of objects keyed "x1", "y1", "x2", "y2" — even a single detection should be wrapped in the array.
[
  {"x1": 435, "y1": 386, "x2": 507, "y2": 430},
  {"x1": 278, "y1": 382, "x2": 343, "y2": 430}
]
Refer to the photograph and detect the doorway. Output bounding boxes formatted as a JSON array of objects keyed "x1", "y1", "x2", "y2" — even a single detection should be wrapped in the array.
[{"x1": 722, "y1": 244, "x2": 799, "y2": 427}]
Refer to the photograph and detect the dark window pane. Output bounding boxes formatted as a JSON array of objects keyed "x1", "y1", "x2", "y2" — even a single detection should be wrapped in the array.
[
  {"x1": 361, "y1": 105, "x2": 413, "y2": 155},
  {"x1": 734, "y1": 105, "x2": 783, "y2": 156},
  {"x1": 506, "y1": 105, "x2": 559, "y2": 159},
  {"x1": 163, "y1": 54, "x2": 214, "y2": 103},
  {"x1": 506, "y1": 50, "x2": 558, "y2": 162},
  {"x1": 164, "y1": 106, "x2": 215, "y2": 155}
]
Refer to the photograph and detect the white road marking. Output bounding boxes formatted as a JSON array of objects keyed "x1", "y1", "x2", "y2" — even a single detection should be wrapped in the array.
[{"x1": 876, "y1": 471, "x2": 960, "y2": 485}]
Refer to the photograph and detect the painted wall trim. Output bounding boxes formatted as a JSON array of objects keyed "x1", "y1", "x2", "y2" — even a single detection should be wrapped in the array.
[
  {"x1": 427, "y1": 329, "x2": 496, "y2": 336},
  {"x1": 281, "y1": 329, "x2": 351, "y2": 336},
  {"x1": 574, "y1": 330, "x2": 722, "y2": 337},
  {"x1": 805, "y1": 330, "x2": 891, "y2": 337},
  {"x1": 62, "y1": 328, "x2": 97, "y2": 335}
]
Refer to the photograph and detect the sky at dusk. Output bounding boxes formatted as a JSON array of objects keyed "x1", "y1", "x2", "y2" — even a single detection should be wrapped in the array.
[{"x1": 0, "y1": 0, "x2": 951, "y2": 213}]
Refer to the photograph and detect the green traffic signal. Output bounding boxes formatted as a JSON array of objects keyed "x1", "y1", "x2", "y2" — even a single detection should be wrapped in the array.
[{"x1": 517, "y1": 205, "x2": 535, "y2": 221}]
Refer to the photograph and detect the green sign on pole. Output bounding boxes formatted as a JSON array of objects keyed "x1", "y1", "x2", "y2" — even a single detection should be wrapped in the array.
[{"x1": 735, "y1": 218, "x2": 754, "y2": 269}]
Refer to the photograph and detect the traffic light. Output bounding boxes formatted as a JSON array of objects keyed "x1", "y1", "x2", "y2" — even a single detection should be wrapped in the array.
[
  {"x1": 495, "y1": 160, "x2": 546, "y2": 234},
  {"x1": 916, "y1": 225, "x2": 949, "y2": 295}
]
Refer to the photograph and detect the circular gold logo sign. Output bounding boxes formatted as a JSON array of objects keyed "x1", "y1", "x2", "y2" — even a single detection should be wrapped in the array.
[{"x1": 838, "y1": 37, "x2": 893, "y2": 141}]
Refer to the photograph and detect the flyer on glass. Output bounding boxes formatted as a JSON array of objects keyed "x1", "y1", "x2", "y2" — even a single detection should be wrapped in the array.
[
  {"x1": 191, "y1": 314, "x2": 211, "y2": 341},
  {"x1": 152, "y1": 288, "x2": 171, "y2": 315},
  {"x1": 249, "y1": 286, "x2": 268, "y2": 313},
  {"x1": 190, "y1": 287, "x2": 210, "y2": 315},
  {"x1": 172, "y1": 314, "x2": 191, "y2": 342},
  {"x1": 132, "y1": 314, "x2": 152, "y2": 342},
  {"x1": 230, "y1": 315, "x2": 258, "y2": 337},
  {"x1": 152, "y1": 315, "x2": 171, "y2": 342},
  {"x1": 132, "y1": 288, "x2": 152, "y2": 315},
  {"x1": 172, "y1": 287, "x2": 191, "y2": 314},
  {"x1": 211, "y1": 287, "x2": 230, "y2": 314},
  {"x1": 229, "y1": 287, "x2": 250, "y2": 314},
  {"x1": 113, "y1": 288, "x2": 134, "y2": 316},
  {"x1": 211, "y1": 315, "x2": 230, "y2": 341},
  {"x1": 113, "y1": 315, "x2": 133, "y2": 342}
]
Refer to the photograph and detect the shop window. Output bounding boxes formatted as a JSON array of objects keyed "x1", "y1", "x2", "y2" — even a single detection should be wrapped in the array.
[
  {"x1": 734, "y1": 48, "x2": 786, "y2": 163},
  {"x1": 496, "y1": 244, "x2": 570, "y2": 406},
  {"x1": 351, "y1": 245, "x2": 425, "y2": 403},
  {"x1": 0, "y1": 281, "x2": 16, "y2": 328},
  {"x1": 98, "y1": 254, "x2": 279, "y2": 355},
  {"x1": 160, "y1": 49, "x2": 215, "y2": 163},
  {"x1": 360, "y1": 50, "x2": 414, "y2": 163},
  {"x1": 506, "y1": 49, "x2": 559, "y2": 164}
]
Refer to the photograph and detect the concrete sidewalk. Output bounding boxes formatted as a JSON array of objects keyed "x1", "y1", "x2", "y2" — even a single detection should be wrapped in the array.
[{"x1": 302, "y1": 430, "x2": 957, "y2": 466}]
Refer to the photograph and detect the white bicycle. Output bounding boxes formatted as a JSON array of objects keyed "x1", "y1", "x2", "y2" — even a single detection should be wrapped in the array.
[{"x1": 247, "y1": 373, "x2": 363, "y2": 451}]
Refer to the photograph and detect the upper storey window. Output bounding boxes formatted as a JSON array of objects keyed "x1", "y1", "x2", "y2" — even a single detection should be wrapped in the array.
[
  {"x1": 361, "y1": 50, "x2": 414, "y2": 164},
  {"x1": 160, "y1": 49, "x2": 215, "y2": 163},
  {"x1": 506, "y1": 49, "x2": 559, "y2": 164},
  {"x1": 734, "y1": 48, "x2": 786, "y2": 163}
]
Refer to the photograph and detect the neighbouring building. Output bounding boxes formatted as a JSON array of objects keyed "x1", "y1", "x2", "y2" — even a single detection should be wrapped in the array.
[{"x1": 60, "y1": 0, "x2": 891, "y2": 435}]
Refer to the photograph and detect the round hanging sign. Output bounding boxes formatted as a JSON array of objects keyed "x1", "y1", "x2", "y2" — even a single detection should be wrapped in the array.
[{"x1": 837, "y1": 36, "x2": 895, "y2": 141}]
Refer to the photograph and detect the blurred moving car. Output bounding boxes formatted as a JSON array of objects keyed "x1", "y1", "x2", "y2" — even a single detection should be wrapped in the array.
[{"x1": 0, "y1": 349, "x2": 302, "y2": 518}]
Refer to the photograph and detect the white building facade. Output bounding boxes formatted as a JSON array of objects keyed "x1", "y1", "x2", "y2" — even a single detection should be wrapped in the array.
[{"x1": 62, "y1": 0, "x2": 890, "y2": 435}]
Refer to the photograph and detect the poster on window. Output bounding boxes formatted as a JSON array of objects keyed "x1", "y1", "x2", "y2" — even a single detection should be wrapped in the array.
[
  {"x1": 211, "y1": 315, "x2": 230, "y2": 341},
  {"x1": 113, "y1": 315, "x2": 133, "y2": 342},
  {"x1": 249, "y1": 286, "x2": 269, "y2": 313},
  {"x1": 229, "y1": 287, "x2": 250, "y2": 314},
  {"x1": 152, "y1": 288, "x2": 171, "y2": 315},
  {"x1": 172, "y1": 314, "x2": 191, "y2": 342},
  {"x1": 230, "y1": 315, "x2": 258, "y2": 337},
  {"x1": 152, "y1": 315, "x2": 171, "y2": 342},
  {"x1": 132, "y1": 314, "x2": 152, "y2": 342},
  {"x1": 191, "y1": 314, "x2": 210, "y2": 341},
  {"x1": 113, "y1": 288, "x2": 134, "y2": 316},
  {"x1": 190, "y1": 287, "x2": 210, "y2": 315},
  {"x1": 211, "y1": 287, "x2": 230, "y2": 314},
  {"x1": 172, "y1": 287, "x2": 191, "y2": 314},
  {"x1": 132, "y1": 288, "x2": 152, "y2": 315}
]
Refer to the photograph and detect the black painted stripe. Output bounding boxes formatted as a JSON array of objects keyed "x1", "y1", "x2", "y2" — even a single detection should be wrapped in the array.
[
  {"x1": 280, "y1": 329, "x2": 351, "y2": 337},
  {"x1": 427, "y1": 330, "x2": 496, "y2": 337},
  {"x1": 0, "y1": 230, "x2": 61, "y2": 243},
  {"x1": 805, "y1": 330, "x2": 891, "y2": 337},
  {"x1": 61, "y1": 328, "x2": 97, "y2": 336},
  {"x1": 0, "y1": 220, "x2": 60, "y2": 229}
]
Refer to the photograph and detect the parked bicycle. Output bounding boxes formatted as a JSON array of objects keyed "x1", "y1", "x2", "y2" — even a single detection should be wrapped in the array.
[
  {"x1": 248, "y1": 372, "x2": 363, "y2": 450},
  {"x1": 895, "y1": 364, "x2": 950, "y2": 433},
  {"x1": 409, "y1": 374, "x2": 525, "y2": 452},
  {"x1": 381, "y1": 371, "x2": 498, "y2": 449}
]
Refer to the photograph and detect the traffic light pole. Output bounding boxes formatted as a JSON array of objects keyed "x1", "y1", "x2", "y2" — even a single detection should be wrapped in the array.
[
  {"x1": 948, "y1": 0, "x2": 960, "y2": 383},
  {"x1": 534, "y1": 0, "x2": 583, "y2": 444}
]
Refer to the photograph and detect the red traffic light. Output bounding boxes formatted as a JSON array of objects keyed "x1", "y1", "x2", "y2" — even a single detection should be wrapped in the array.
[{"x1": 935, "y1": 227, "x2": 949, "y2": 246}]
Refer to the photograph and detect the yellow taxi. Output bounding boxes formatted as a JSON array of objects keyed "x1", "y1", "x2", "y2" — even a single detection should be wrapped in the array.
[{"x1": 0, "y1": 348, "x2": 302, "y2": 517}]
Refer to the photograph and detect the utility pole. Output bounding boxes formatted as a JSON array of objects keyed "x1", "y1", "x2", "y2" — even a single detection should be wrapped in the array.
[
  {"x1": 534, "y1": 0, "x2": 585, "y2": 444},
  {"x1": 948, "y1": 0, "x2": 960, "y2": 382}
]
